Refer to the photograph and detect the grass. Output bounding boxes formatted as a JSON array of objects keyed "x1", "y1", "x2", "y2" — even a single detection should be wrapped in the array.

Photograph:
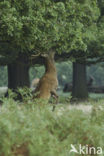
[
  {"x1": 57, "y1": 90, "x2": 104, "y2": 105},
  {"x1": 0, "y1": 89, "x2": 104, "y2": 156}
]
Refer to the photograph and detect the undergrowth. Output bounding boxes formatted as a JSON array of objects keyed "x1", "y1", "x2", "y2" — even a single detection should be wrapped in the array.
[{"x1": 0, "y1": 89, "x2": 104, "y2": 156}]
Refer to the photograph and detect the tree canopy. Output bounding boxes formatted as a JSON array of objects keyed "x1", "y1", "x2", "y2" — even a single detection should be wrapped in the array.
[
  {"x1": 85, "y1": 0, "x2": 104, "y2": 63},
  {"x1": 0, "y1": 0, "x2": 100, "y2": 65}
]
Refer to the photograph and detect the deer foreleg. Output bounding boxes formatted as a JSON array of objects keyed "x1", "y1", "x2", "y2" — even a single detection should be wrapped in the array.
[
  {"x1": 51, "y1": 90, "x2": 58, "y2": 102},
  {"x1": 51, "y1": 90, "x2": 58, "y2": 111}
]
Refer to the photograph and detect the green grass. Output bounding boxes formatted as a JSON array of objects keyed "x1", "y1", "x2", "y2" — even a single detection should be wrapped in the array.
[
  {"x1": 89, "y1": 93, "x2": 104, "y2": 99},
  {"x1": 0, "y1": 91, "x2": 104, "y2": 156},
  {"x1": 57, "y1": 90, "x2": 104, "y2": 105}
]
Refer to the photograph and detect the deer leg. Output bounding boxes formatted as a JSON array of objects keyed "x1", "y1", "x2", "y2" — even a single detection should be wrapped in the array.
[
  {"x1": 51, "y1": 90, "x2": 58, "y2": 111},
  {"x1": 51, "y1": 90, "x2": 58, "y2": 102}
]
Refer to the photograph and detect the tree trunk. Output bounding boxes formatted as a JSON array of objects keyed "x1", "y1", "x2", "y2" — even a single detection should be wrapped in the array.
[
  {"x1": 8, "y1": 62, "x2": 30, "y2": 90},
  {"x1": 72, "y1": 62, "x2": 88, "y2": 99}
]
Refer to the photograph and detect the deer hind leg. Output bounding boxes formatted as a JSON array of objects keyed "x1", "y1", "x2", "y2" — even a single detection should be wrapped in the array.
[{"x1": 51, "y1": 90, "x2": 58, "y2": 111}]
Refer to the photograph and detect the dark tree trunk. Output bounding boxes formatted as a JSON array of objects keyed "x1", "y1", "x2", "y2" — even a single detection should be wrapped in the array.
[
  {"x1": 72, "y1": 62, "x2": 88, "y2": 99},
  {"x1": 8, "y1": 62, "x2": 30, "y2": 90}
]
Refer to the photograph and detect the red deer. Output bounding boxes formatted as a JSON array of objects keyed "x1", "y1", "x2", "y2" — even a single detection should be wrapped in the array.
[{"x1": 33, "y1": 51, "x2": 58, "y2": 110}]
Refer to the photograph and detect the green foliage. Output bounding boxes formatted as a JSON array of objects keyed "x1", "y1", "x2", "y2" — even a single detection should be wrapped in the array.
[
  {"x1": 87, "y1": 63, "x2": 104, "y2": 86},
  {"x1": 0, "y1": 96, "x2": 104, "y2": 155},
  {"x1": 86, "y1": 0, "x2": 104, "y2": 58},
  {"x1": 0, "y1": 0, "x2": 100, "y2": 63},
  {"x1": 29, "y1": 66, "x2": 45, "y2": 82},
  {"x1": 56, "y1": 61, "x2": 72, "y2": 87}
]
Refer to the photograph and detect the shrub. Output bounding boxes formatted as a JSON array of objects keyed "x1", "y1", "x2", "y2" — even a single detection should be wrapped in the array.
[{"x1": 0, "y1": 94, "x2": 104, "y2": 155}]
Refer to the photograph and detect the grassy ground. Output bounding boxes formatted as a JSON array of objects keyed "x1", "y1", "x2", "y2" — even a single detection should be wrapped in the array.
[
  {"x1": 0, "y1": 88, "x2": 104, "y2": 155},
  {"x1": 58, "y1": 90, "x2": 104, "y2": 99}
]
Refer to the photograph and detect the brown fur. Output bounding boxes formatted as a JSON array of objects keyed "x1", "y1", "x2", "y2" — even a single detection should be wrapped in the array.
[{"x1": 33, "y1": 51, "x2": 58, "y2": 103}]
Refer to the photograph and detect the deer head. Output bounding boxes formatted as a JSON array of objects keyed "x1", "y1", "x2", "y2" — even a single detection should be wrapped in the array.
[
  {"x1": 41, "y1": 50, "x2": 56, "y2": 73},
  {"x1": 41, "y1": 50, "x2": 55, "y2": 59}
]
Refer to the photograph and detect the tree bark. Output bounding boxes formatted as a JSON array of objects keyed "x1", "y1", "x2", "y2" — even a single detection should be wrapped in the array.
[
  {"x1": 72, "y1": 62, "x2": 88, "y2": 99},
  {"x1": 8, "y1": 62, "x2": 30, "y2": 90}
]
